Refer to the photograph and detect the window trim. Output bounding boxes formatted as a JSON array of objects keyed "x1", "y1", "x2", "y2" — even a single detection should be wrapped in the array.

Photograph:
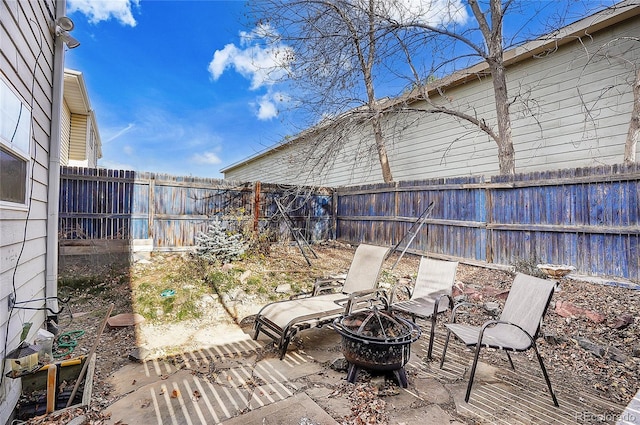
[{"x1": 0, "y1": 76, "x2": 32, "y2": 211}]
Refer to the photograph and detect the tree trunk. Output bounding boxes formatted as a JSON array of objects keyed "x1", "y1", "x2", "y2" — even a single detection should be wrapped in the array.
[
  {"x1": 470, "y1": 0, "x2": 516, "y2": 176},
  {"x1": 624, "y1": 68, "x2": 640, "y2": 164},
  {"x1": 372, "y1": 113, "x2": 393, "y2": 182},
  {"x1": 490, "y1": 61, "x2": 516, "y2": 175}
]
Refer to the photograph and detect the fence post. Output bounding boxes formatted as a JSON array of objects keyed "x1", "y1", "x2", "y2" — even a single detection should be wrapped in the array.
[
  {"x1": 332, "y1": 190, "x2": 338, "y2": 240},
  {"x1": 148, "y1": 175, "x2": 155, "y2": 239},
  {"x1": 253, "y1": 181, "x2": 261, "y2": 234},
  {"x1": 484, "y1": 186, "x2": 493, "y2": 264}
]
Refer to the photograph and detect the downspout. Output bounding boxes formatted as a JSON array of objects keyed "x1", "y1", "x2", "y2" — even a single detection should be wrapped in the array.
[{"x1": 46, "y1": 0, "x2": 67, "y2": 320}]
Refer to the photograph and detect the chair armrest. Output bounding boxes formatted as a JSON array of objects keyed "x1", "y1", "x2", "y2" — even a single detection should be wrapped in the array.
[
  {"x1": 388, "y1": 284, "x2": 412, "y2": 304},
  {"x1": 312, "y1": 275, "x2": 346, "y2": 296},
  {"x1": 448, "y1": 301, "x2": 478, "y2": 324},
  {"x1": 433, "y1": 293, "x2": 454, "y2": 316},
  {"x1": 477, "y1": 319, "x2": 536, "y2": 346},
  {"x1": 343, "y1": 288, "x2": 388, "y2": 314}
]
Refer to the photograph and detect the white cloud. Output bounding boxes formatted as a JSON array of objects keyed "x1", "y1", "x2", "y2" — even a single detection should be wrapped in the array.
[
  {"x1": 191, "y1": 152, "x2": 222, "y2": 165},
  {"x1": 208, "y1": 25, "x2": 293, "y2": 90},
  {"x1": 256, "y1": 97, "x2": 277, "y2": 121},
  {"x1": 67, "y1": 0, "x2": 139, "y2": 27},
  {"x1": 123, "y1": 145, "x2": 134, "y2": 155},
  {"x1": 253, "y1": 91, "x2": 289, "y2": 121}
]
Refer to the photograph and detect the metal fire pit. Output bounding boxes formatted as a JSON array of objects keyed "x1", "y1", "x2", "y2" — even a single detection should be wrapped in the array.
[{"x1": 333, "y1": 307, "x2": 421, "y2": 388}]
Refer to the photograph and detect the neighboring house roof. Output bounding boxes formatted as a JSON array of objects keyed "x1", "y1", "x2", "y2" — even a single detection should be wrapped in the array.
[
  {"x1": 221, "y1": 0, "x2": 640, "y2": 175},
  {"x1": 63, "y1": 68, "x2": 102, "y2": 159}
]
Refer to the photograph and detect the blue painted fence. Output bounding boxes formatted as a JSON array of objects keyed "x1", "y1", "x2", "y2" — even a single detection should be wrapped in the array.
[{"x1": 59, "y1": 164, "x2": 639, "y2": 281}]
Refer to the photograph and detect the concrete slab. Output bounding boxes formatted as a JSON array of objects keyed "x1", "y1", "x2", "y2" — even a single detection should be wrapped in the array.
[
  {"x1": 388, "y1": 403, "x2": 465, "y2": 425},
  {"x1": 256, "y1": 356, "x2": 325, "y2": 381},
  {"x1": 220, "y1": 392, "x2": 339, "y2": 425}
]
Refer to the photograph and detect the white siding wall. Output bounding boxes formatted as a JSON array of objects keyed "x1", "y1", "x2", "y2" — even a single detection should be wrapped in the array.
[
  {"x1": 61, "y1": 100, "x2": 71, "y2": 166},
  {"x1": 0, "y1": 0, "x2": 55, "y2": 421},
  {"x1": 224, "y1": 15, "x2": 639, "y2": 186},
  {"x1": 69, "y1": 113, "x2": 87, "y2": 161}
]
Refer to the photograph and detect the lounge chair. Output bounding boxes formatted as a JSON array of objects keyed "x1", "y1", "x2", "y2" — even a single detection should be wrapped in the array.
[
  {"x1": 253, "y1": 244, "x2": 390, "y2": 359},
  {"x1": 389, "y1": 257, "x2": 458, "y2": 360},
  {"x1": 439, "y1": 273, "x2": 559, "y2": 406}
]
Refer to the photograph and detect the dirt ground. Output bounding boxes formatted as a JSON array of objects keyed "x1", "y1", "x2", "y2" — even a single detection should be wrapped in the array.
[{"x1": 22, "y1": 242, "x2": 640, "y2": 424}]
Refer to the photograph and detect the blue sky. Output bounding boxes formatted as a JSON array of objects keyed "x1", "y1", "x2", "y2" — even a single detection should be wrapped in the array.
[
  {"x1": 65, "y1": 0, "x2": 288, "y2": 178},
  {"x1": 64, "y1": 0, "x2": 615, "y2": 179}
]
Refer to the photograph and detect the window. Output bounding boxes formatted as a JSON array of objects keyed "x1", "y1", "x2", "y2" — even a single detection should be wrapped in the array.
[{"x1": 0, "y1": 78, "x2": 31, "y2": 206}]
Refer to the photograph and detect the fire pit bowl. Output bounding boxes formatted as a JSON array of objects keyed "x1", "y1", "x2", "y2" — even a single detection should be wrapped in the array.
[{"x1": 333, "y1": 308, "x2": 421, "y2": 388}]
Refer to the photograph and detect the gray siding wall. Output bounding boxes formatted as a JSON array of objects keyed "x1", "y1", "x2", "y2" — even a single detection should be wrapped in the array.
[
  {"x1": 224, "y1": 15, "x2": 639, "y2": 186},
  {"x1": 0, "y1": 0, "x2": 55, "y2": 420}
]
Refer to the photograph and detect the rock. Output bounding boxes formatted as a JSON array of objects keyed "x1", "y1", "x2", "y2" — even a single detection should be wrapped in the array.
[
  {"x1": 631, "y1": 346, "x2": 640, "y2": 358},
  {"x1": 484, "y1": 302, "x2": 500, "y2": 316},
  {"x1": 607, "y1": 346, "x2": 627, "y2": 363},
  {"x1": 575, "y1": 337, "x2": 605, "y2": 358},
  {"x1": 584, "y1": 310, "x2": 606, "y2": 324},
  {"x1": 330, "y1": 357, "x2": 348, "y2": 372},
  {"x1": 275, "y1": 283, "x2": 292, "y2": 293},
  {"x1": 543, "y1": 333, "x2": 566, "y2": 345},
  {"x1": 555, "y1": 300, "x2": 583, "y2": 318},
  {"x1": 452, "y1": 281, "x2": 464, "y2": 298},
  {"x1": 610, "y1": 314, "x2": 634, "y2": 330},
  {"x1": 495, "y1": 290, "x2": 510, "y2": 300},
  {"x1": 128, "y1": 347, "x2": 151, "y2": 362},
  {"x1": 221, "y1": 263, "x2": 234, "y2": 272}
]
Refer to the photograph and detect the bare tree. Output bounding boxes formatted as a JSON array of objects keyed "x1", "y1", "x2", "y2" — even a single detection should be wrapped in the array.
[
  {"x1": 574, "y1": 33, "x2": 639, "y2": 164},
  {"x1": 250, "y1": 0, "x2": 405, "y2": 182},
  {"x1": 252, "y1": 0, "x2": 627, "y2": 179}
]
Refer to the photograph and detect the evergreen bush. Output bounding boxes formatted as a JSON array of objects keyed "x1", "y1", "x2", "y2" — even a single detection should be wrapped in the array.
[{"x1": 195, "y1": 219, "x2": 246, "y2": 264}]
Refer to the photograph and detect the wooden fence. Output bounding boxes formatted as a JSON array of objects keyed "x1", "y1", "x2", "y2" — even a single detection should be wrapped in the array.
[
  {"x1": 59, "y1": 164, "x2": 639, "y2": 281},
  {"x1": 336, "y1": 164, "x2": 640, "y2": 282},
  {"x1": 58, "y1": 167, "x2": 333, "y2": 251}
]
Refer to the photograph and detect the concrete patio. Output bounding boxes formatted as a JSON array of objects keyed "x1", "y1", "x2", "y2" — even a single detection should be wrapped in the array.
[{"x1": 102, "y1": 321, "x2": 629, "y2": 425}]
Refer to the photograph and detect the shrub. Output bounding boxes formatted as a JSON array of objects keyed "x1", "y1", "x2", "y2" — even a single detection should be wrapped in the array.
[{"x1": 195, "y1": 219, "x2": 246, "y2": 264}]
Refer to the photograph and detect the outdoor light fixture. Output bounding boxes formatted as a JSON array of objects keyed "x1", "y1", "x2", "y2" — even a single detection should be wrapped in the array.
[
  {"x1": 53, "y1": 16, "x2": 80, "y2": 49},
  {"x1": 56, "y1": 16, "x2": 75, "y2": 31}
]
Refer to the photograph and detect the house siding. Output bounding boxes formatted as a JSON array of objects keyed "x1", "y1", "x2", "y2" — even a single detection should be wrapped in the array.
[
  {"x1": 0, "y1": 0, "x2": 56, "y2": 421},
  {"x1": 61, "y1": 100, "x2": 71, "y2": 165},
  {"x1": 223, "y1": 10, "x2": 639, "y2": 186},
  {"x1": 69, "y1": 113, "x2": 87, "y2": 161}
]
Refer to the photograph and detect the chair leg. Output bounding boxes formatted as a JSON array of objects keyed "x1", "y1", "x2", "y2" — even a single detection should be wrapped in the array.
[
  {"x1": 464, "y1": 342, "x2": 483, "y2": 403},
  {"x1": 506, "y1": 351, "x2": 515, "y2": 370},
  {"x1": 426, "y1": 314, "x2": 437, "y2": 360},
  {"x1": 439, "y1": 329, "x2": 452, "y2": 369},
  {"x1": 533, "y1": 344, "x2": 559, "y2": 407},
  {"x1": 279, "y1": 337, "x2": 290, "y2": 360}
]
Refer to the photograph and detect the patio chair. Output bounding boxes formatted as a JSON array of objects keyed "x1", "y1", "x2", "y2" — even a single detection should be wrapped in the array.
[
  {"x1": 388, "y1": 257, "x2": 458, "y2": 360},
  {"x1": 439, "y1": 273, "x2": 559, "y2": 407},
  {"x1": 253, "y1": 244, "x2": 390, "y2": 359}
]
